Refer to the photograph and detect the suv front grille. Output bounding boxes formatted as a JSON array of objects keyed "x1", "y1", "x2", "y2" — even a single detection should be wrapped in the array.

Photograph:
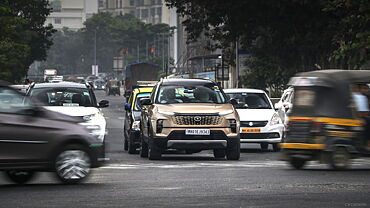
[
  {"x1": 175, "y1": 114, "x2": 221, "y2": 125},
  {"x1": 240, "y1": 121, "x2": 268, "y2": 127}
]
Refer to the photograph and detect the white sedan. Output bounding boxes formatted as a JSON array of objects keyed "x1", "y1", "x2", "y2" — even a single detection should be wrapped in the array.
[{"x1": 224, "y1": 88, "x2": 285, "y2": 151}]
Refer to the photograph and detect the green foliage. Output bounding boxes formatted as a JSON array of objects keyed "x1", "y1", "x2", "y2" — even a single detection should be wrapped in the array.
[
  {"x1": 166, "y1": 0, "x2": 370, "y2": 90},
  {"x1": 0, "y1": 0, "x2": 55, "y2": 82},
  {"x1": 42, "y1": 13, "x2": 172, "y2": 75}
]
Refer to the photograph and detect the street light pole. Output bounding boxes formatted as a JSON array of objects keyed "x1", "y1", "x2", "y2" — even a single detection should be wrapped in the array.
[{"x1": 94, "y1": 29, "x2": 97, "y2": 66}]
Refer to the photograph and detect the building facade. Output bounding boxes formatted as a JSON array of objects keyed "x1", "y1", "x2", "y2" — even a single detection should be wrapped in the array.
[{"x1": 45, "y1": 0, "x2": 98, "y2": 30}]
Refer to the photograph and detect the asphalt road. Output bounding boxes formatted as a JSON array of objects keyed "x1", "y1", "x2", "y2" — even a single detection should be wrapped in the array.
[{"x1": 1, "y1": 90, "x2": 370, "y2": 208}]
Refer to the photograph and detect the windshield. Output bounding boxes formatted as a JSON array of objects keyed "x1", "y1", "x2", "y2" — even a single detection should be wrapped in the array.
[
  {"x1": 29, "y1": 87, "x2": 93, "y2": 107},
  {"x1": 226, "y1": 92, "x2": 271, "y2": 109},
  {"x1": 134, "y1": 92, "x2": 151, "y2": 111},
  {"x1": 156, "y1": 85, "x2": 226, "y2": 104}
]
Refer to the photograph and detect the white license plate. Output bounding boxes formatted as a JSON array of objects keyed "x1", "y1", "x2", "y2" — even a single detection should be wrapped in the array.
[{"x1": 185, "y1": 129, "x2": 210, "y2": 135}]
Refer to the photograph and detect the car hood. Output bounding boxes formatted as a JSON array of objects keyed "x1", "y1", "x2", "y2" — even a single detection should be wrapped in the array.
[
  {"x1": 236, "y1": 109, "x2": 276, "y2": 121},
  {"x1": 39, "y1": 108, "x2": 84, "y2": 123},
  {"x1": 156, "y1": 103, "x2": 234, "y2": 114},
  {"x1": 43, "y1": 106, "x2": 100, "y2": 116}
]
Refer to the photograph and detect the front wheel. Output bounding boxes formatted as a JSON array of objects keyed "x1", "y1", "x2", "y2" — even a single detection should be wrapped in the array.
[
  {"x1": 213, "y1": 149, "x2": 226, "y2": 158},
  {"x1": 5, "y1": 170, "x2": 35, "y2": 184},
  {"x1": 272, "y1": 143, "x2": 280, "y2": 152},
  {"x1": 140, "y1": 135, "x2": 148, "y2": 158},
  {"x1": 55, "y1": 145, "x2": 91, "y2": 184},
  {"x1": 128, "y1": 134, "x2": 137, "y2": 154},
  {"x1": 289, "y1": 157, "x2": 306, "y2": 169},
  {"x1": 329, "y1": 147, "x2": 350, "y2": 170},
  {"x1": 226, "y1": 140, "x2": 240, "y2": 160},
  {"x1": 148, "y1": 139, "x2": 162, "y2": 160},
  {"x1": 260, "y1": 143, "x2": 269, "y2": 151}
]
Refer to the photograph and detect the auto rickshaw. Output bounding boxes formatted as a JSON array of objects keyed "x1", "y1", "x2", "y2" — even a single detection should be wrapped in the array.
[
  {"x1": 106, "y1": 79, "x2": 121, "y2": 96},
  {"x1": 280, "y1": 70, "x2": 370, "y2": 170}
]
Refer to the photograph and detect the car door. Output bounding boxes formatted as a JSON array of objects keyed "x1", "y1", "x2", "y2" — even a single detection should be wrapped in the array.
[{"x1": 0, "y1": 86, "x2": 55, "y2": 164}]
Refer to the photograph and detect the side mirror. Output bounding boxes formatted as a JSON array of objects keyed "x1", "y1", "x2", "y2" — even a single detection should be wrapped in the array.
[
  {"x1": 229, "y1": 98, "x2": 238, "y2": 106},
  {"x1": 98, "y1": 100, "x2": 109, "y2": 108},
  {"x1": 124, "y1": 103, "x2": 131, "y2": 111},
  {"x1": 140, "y1": 98, "x2": 152, "y2": 106},
  {"x1": 274, "y1": 103, "x2": 280, "y2": 111},
  {"x1": 124, "y1": 91, "x2": 132, "y2": 98}
]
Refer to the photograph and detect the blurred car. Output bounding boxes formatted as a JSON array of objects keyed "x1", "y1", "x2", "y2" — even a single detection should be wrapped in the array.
[
  {"x1": 140, "y1": 78, "x2": 240, "y2": 160},
  {"x1": 27, "y1": 82, "x2": 109, "y2": 144},
  {"x1": 123, "y1": 87, "x2": 153, "y2": 154},
  {"x1": 274, "y1": 86, "x2": 294, "y2": 126},
  {"x1": 93, "y1": 79, "x2": 106, "y2": 90},
  {"x1": 0, "y1": 80, "x2": 106, "y2": 184},
  {"x1": 106, "y1": 79, "x2": 121, "y2": 96},
  {"x1": 224, "y1": 89, "x2": 284, "y2": 151},
  {"x1": 10, "y1": 84, "x2": 30, "y2": 94}
]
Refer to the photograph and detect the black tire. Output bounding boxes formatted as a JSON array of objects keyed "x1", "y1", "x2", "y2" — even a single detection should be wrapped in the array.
[
  {"x1": 54, "y1": 145, "x2": 91, "y2": 184},
  {"x1": 5, "y1": 170, "x2": 35, "y2": 184},
  {"x1": 128, "y1": 134, "x2": 137, "y2": 154},
  {"x1": 272, "y1": 143, "x2": 280, "y2": 152},
  {"x1": 329, "y1": 147, "x2": 350, "y2": 170},
  {"x1": 213, "y1": 149, "x2": 226, "y2": 158},
  {"x1": 140, "y1": 136, "x2": 148, "y2": 158},
  {"x1": 148, "y1": 139, "x2": 162, "y2": 160},
  {"x1": 123, "y1": 132, "x2": 128, "y2": 151},
  {"x1": 226, "y1": 140, "x2": 240, "y2": 160},
  {"x1": 260, "y1": 143, "x2": 269, "y2": 150},
  {"x1": 289, "y1": 157, "x2": 306, "y2": 169}
]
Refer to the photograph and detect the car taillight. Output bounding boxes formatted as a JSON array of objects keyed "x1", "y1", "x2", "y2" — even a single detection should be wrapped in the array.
[
  {"x1": 228, "y1": 119, "x2": 237, "y2": 133},
  {"x1": 156, "y1": 119, "x2": 164, "y2": 133}
]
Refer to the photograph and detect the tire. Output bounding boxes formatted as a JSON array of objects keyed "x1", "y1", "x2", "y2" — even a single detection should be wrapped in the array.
[
  {"x1": 148, "y1": 139, "x2": 162, "y2": 160},
  {"x1": 55, "y1": 145, "x2": 91, "y2": 184},
  {"x1": 329, "y1": 147, "x2": 350, "y2": 170},
  {"x1": 226, "y1": 140, "x2": 240, "y2": 160},
  {"x1": 260, "y1": 143, "x2": 269, "y2": 150},
  {"x1": 5, "y1": 170, "x2": 35, "y2": 184},
  {"x1": 272, "y1": 143, "x2": 280, "y2": 152},
  {"x1": 123, "y1": 132, "x2": 128, "y2": 151},
  {"x1": 213, "y1": 149, "x2": 226, "y2": 158},
  {"x1": 128, "y1": 134, "x2": 137, "y2": 154},
  {"x1": 289, "y1": 157, "x2": 306, "y2": 169},
  {"x1": 140, "y1": 136, "x2": 148, "y2": 158}
]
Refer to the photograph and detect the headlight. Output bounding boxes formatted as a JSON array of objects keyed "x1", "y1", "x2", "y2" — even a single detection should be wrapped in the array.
[
  {"x1": 158, "y1": 111, "x2": 175, "y2": 116},
  {"x1": 79, "y1": 123, "x2": 105, "y2": 142},
  {"x1": 219, "y1": 110, "x2": 233, "y2": 116},
  {"x1": 102, "y1": 86, "x2": 105, "y2": 89},
  {"x1": 83, "y1": 114, "x2": 96, "y2": 121},
  {"x1": 270, "y1": 113, "x2": 282, "y2": 126},
  {"x1": 132, "y1": 121, "x2": 140, "y2": 130}
]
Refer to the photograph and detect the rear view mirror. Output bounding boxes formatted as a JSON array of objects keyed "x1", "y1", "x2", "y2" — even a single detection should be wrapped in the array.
[
  {"x1": 140, "y1": 98, "x2": 152, "y2": 106},
  {"x1": 98, "y1": 100, "x2": 109, "y2": 108}
]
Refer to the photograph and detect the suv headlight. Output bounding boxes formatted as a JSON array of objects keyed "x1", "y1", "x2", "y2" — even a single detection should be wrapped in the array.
[
  {"x1": 83, "y1": 114, "x2": 96, "y2": 121},
  {"x1": 158, "y1": 111, "x2": 175, "y2": 116},
  {"x1": 219, "y1": 110, "x2": 233, "y2": 116},
  {"x1": 132, "y1": 120, "x2": 140, "y2": 131},
  {"x1": 270, "y1": 113, "x2": 282, "y2": 126}
]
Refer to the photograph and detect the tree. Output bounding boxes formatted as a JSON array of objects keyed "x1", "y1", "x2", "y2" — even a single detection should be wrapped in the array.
[{"x1": 0, "y1": 0, "x2": 55, "y2": 82}]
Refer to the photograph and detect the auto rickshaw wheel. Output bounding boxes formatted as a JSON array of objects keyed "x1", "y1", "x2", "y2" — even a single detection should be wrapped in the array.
[
  {"x1": 289, "y1": 157, "x2": 306, "y2": 169},
  {"x1": 329, "y1": 147, "x2": 350, "y2": 170}
]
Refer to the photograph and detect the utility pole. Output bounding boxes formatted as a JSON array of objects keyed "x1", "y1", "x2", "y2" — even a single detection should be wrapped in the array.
[
  {"x1": 235, "y1": 39, "x2": 239, "y2": 88},
  {"x1": 137, "y1": 41, "x2": 140, "y2": 62},
  {"x1": 162, "y1": 33, "x2": 165, "y2": 73},
  {"x1": 94, "y1": 29, "x2": 97, "y2": 66},
  {"x1": 146, "y1": 40, "x2": 149, "y2": 61}
]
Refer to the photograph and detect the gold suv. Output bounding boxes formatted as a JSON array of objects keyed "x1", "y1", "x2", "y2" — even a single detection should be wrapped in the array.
[{"x1": 140, "y1": 78, "x2": 240, "y2": 160}]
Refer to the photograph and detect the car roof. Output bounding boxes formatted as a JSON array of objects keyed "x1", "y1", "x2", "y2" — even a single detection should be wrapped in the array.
[
  {"x1": 32, "y1": 82, "x2": 88, "y2": 89},
  {"x1": 160, "y1": 78, "x2": 216, "y2": 86},
  {"x1": 134, "y1": 87, "x2": 153, "y2": 94},
  {"x1": 223, "y1": 88, "x2": 266, "y2": 94}
]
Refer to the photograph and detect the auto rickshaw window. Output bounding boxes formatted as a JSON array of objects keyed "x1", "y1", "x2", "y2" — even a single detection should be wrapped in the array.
[{"x1": 294, "y1": 89, "x2": 315, "y2": 107}]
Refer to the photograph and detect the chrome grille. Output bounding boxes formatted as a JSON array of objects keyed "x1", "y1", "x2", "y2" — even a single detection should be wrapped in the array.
[
  {"x1": 175, "y1": 115, "x2": 221, "y2": 125},
  {"x1": 240, "y1": 121, "x2": 268, "y2": 127}
]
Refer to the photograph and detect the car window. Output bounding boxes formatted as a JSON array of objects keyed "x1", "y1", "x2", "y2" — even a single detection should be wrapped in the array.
[
  {"x1": 156, "y1": 85, "x2": 226, "y2": 104},
  {"x1": 134, "y1": 93, "x2": 151, "y2": 111},
  {"x1": 226, "y1": 92, "x2": 272, "y2": 109},
  {"x1": 0, "y1": 87, "x2": 31, "y2": 114},
  {"x1": 29, "y1": 87, "x2": 93, "y2": 107}
]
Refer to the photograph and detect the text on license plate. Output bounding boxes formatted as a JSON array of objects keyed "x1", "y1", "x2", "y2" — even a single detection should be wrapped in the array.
[
  {"x1": 242, "y1": 128, "x2": 260, "y2": 133},
  {"x1": 185, "y1": 129, "x2": 210, "y2": 135}
]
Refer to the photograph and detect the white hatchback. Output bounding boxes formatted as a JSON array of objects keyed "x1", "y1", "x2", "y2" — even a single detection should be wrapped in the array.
[{"x1": 224, "y1": 89, "x2": 284, "y2": 151}]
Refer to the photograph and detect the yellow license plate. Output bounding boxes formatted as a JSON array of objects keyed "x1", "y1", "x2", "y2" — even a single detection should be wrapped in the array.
[{"x1": 242, "y1": 128, "x2": 260, "y2": 133}]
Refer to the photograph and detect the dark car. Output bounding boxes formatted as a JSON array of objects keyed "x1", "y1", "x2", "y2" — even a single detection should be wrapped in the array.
[{"x1": 0, "y1": 81, "x2": 107, "y2": 184}]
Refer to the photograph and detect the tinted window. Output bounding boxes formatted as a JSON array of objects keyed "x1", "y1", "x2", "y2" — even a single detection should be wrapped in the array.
[
  {"x1": 156, "y1": 85, "x2": 226, "y2": 104},
  {"x1": 30, "y1": 87, "x2": 93, "y2": 107},
  {"x1": 226, "y1": 92, "x2": 271, "y2": 109}
]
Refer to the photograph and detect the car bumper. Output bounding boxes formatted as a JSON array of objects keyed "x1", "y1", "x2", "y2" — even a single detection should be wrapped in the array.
[
  {"x1": 152, "y1": 130, "x2": 239, "y2": 150},
  {"x1": 239, "y1": 123, "x2": 284, "y2": 143}
]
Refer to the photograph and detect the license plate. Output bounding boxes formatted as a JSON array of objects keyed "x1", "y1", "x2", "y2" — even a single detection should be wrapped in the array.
[
  {"x1": 242, "y1": 128, "x2": 260, "y2": 133},
  {"x1": 185, "y1": 129, "x2": 210, "y2": 135}
]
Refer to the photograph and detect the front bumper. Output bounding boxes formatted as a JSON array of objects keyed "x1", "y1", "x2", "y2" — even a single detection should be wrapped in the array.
[
  {"x1": 239, "y1": 123, "x2": 284, "y2": 143},
  {"x1": 152, "y1": 130, "x2": 239, "y2": 150}
]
